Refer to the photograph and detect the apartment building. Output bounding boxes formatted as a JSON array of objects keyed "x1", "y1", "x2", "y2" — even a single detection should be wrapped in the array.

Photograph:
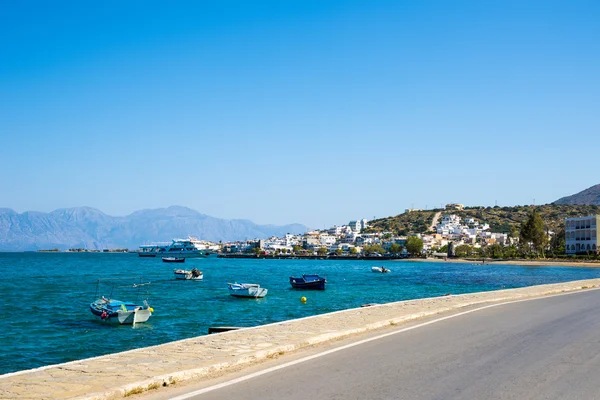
[{"x1": 565, "y1": 215, "x2": 600, "y2": 254}]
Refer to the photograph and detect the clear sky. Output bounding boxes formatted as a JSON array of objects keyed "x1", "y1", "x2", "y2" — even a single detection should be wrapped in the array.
[{"x1": 1, "y1": 1, "x2": 599, "y2": 229}]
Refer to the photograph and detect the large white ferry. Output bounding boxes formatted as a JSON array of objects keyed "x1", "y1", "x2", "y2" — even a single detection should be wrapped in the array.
[{"x1": 137, "y1": 237, "x2": 212, "y2": 258}]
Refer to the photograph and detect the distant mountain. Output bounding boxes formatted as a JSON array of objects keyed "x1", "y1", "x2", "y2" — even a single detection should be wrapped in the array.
[
  {"x1": 0, "y1": 206, "x2": 308, "y2": 251},
  {"x1": 554, "y1": 184, "x2": 600, "y2": 205}
]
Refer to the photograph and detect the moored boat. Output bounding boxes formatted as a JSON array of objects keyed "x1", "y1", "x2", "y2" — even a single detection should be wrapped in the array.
[
  {"x1": 89, "y1": 280, "x2": 153, "y2": 325},
  {"x1": 174, "y1": 268, "x2": 203, "y2": 280},
  {"x1": 138, "y1": 237, "x2": 212, "y2": 258},
  {"x1": 289, "y1": 274, "x2": 326, "y2": 290},
  {"x1": 90, "y1": 297, "x2": 153, "y2": 325},
  {"x1": 372, "y1": 266, "x2": 391, "y2": 273},
  {"x1": 162, "y1": 257, "x2": 185, "y2": 263},
  {"x1": 227, "y1": 282, "x2": 268, "y2": 298}
]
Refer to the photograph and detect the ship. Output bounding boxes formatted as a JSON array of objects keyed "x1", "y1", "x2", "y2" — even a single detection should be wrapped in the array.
[{"x1": 137, "y1": 237, "x2": 212, "y2": 258}]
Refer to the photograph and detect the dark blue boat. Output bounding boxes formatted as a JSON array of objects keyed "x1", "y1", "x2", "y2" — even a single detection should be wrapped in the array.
[{"x1": 289, "y1": 274, "x2": 326, "y2": 290}]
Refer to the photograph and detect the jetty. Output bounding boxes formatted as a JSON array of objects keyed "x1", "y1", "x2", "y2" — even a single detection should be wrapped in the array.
[{"x1": 2, "y1": 279, "x2": 599, "y2": 399}]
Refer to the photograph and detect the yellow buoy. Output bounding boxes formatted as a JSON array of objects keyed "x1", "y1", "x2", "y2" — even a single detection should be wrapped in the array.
[
  {"x1": 300, "y1": 297, "x2": 307, "y2": 303},
  {"x1": 149, "y1": 307, "x2": 154, "y2": 313}
]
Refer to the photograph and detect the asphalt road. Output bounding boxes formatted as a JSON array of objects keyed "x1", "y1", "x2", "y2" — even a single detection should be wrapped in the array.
[{"x1": 168, "y1": 289, "x2": 600, "y2": 400}]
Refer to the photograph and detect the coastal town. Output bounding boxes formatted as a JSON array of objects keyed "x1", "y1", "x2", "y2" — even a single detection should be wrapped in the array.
[
  {"x1": 52, "y1": 203, "x2": 600, "y2": 261},
  {"x1": 218, "y1": 203, "x2": 539, "y2": 259}
]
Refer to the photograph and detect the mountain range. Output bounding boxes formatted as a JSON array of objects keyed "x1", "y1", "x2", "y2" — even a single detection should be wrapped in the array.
[
  {"x1": 0, "y1": 206, "x2": 308, "y2": 251},
  {"x1": 553, "y1": 184, "x2": 600, "y2": 206}
]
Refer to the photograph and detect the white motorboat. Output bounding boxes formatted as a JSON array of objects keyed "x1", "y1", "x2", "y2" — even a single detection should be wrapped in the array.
[
  {"x1": 174, "y1": 268, "x2": 203, "y2": 280},
  {"x1": 227, "y1": 283, "x2": 268, "y2": 298},
  {"x1": 372, "y1": 266, "x2": 391, "y2": 273}
]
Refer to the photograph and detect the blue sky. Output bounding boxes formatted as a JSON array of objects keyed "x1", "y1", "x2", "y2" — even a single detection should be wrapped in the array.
[{"x1": 1, "y1": 1, "x2": 599, "y2": 228}]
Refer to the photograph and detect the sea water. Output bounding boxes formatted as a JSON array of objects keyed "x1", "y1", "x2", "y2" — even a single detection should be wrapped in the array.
[{"x1": 1, "y1": 252, "x2": 599, "y2": 375}]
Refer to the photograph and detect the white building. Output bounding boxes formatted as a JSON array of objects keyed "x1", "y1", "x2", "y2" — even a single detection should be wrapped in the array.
[
  {"x1": 348, "y1": 220, "x2": 361, "y2": 232},
  {"x1": 328, "y1": 226, "x2": 344, "y2": 236},
  {"x1": 565, "y1": 215, "x2": 599, "y2": 254},
  {"x1": 319, "y1": 234, "x2": 337, "y2": 247}
]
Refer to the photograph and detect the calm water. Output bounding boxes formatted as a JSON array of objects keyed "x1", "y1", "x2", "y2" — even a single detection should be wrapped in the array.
[{"x1": 1, "y1": 252, "x2": 599, "y2": 375}]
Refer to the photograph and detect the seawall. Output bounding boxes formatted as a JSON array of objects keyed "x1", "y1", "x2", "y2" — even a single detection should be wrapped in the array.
[{"x1": 2, "y1": 278, "x2": 600, "y2": 399}]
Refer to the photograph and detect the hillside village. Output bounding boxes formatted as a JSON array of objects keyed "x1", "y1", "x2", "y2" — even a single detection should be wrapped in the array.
[
  {"x1": 219, "y1": 204, "x2": 542, "y2": 258},
  {"x1": 214, "y1": 202, "x2": 600, "y2": 259}
]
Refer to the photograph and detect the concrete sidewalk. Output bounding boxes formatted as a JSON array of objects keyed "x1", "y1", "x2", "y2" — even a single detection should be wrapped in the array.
[{"x1": 2, "y1": 279, "x2": 599, "y2": 400}]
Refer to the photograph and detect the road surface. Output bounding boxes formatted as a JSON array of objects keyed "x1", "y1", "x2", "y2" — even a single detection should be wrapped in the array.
[
  {"x1": 429, "y1": 211, "x2": 442, "y2": 231},
  {"x1": 159, "y1": 289, "x2": 600, "y2": 400}
]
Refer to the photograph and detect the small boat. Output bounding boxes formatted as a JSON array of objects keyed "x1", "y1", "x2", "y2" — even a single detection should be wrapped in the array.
[
  {"x1": 372, "y1": 266, "x2": 391, "y2": 273},
  {"x1": 227, "y1": 282, "x2": 268, "y2": 298},
  {"x1": 289, "y1": 274, "x2": 326, "y2": 290},
  {"x1": 90, "y1": 297, "x2": 153, "y2": 325},
  {"x1": 89, "y1": 280, "x2": 153, "y2": 325},
  {"x1": 174, "y1": 268, "x2": 203, "y2": 280},
  {"x1": 162, "y1": 257, "x2": 185, "y2": 263}
]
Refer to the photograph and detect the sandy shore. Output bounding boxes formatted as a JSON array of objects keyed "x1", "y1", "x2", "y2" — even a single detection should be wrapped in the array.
[{"x1": 403, "y1": 257, "x2": 600, "y2": 268}]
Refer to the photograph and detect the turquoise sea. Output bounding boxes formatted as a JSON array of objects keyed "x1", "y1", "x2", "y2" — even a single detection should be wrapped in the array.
[{"x1": 1, "y1": 252, "x2": 599, "y2": 375}]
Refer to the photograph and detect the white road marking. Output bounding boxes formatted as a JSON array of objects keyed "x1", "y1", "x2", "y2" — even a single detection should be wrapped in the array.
[{"x1": 169, "y1": 288, "x2": 598, "y2": 399}]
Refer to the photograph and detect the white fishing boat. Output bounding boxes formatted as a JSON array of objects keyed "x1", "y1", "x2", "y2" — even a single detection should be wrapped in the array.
[
  {"x1": 227, "y1": 282, "x2": 268, "y2": 298},
  {"x1": 90, "y1": 297, "x2": 153, "y2": 325},
  {"x1": 89, "y1": 280, "x2": 153, "y2": 326},
  {"x1": 138, "y1": 237, "x2": 212, "y2": 258},
  {"x1": 372, "y1": 266, "x2": 391, "y2": 273},
  {"x1": 174, "y1": 268, "x2": 203, "y2": 280}
]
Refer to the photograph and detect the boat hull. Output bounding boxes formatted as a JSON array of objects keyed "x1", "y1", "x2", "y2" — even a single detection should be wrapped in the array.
[
  {"x1": 139, "y1": 251, "x2": 209, "y2": 258},
  {"x1": 228, "y1": 283, "x2": 268, "y2": 298},
  {"x1": 163, "y1": 257, "x2": 185, "y2": 263},
  {"x1": 174, "y1": 269, "x2": 203, "y2": 280},
  {"x1": 289, "y1": 275, "x2": 326, "y2": 290},
  {"x1": 90, "y1": 299, "x2": 152, "y2": 325}
]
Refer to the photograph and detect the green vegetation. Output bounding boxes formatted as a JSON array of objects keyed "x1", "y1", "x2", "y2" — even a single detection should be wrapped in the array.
[
  {"x1": 455, "y1": 244, "x2": 475, "y2": 257},
  {"x1": 388, "y1": 243, "x2": 403, "y2": 253},
  {"x1": 519, "y1": 210, "x2": 548, "y2": 257},
  {"x1": 362, "y1": 244, "x2": 385, "y2": 254},
  {"x1": 405, "y1": 236, "x2": 424, "y2": 254},
  {"x1": 366, "y1": 209, "x2": 440, "y2": 235}
]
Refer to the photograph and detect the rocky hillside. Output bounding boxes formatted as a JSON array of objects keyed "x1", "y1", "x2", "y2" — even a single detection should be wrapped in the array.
[
  {"x1": 554, "y1": 184, "x2": 600, "y2": 205},
  {"x1": 0, "y1": 206, "x2": 308, "y2": 251},
  {"x1": 367, "y1": 204, "x2": 600, "y2": 235}
]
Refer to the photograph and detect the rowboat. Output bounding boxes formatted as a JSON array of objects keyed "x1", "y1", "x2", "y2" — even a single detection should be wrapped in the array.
[
  {"x1": 227, "y1": 282, "x2": 268, "y2": 298},
  {"x1": 89, "y1": 280, "x2": 153, "y2": 326},
  {"x1": 162, "y1": 257, "x2": 185, "y2": 263},
  {"x1": 289, "y1": 274, "x2": 326, "y2": 290}
]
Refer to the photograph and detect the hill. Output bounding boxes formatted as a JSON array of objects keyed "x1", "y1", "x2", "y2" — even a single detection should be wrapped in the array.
[
  {"x1": 366, "y1": 204, "x2": 600, "y2": 235},
  {"x1": 554, "y1": 184, "x2": 600, "y2": 205},
  {"x1": 0, "y1": 206, "x2": 308, "y2": 251}
]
